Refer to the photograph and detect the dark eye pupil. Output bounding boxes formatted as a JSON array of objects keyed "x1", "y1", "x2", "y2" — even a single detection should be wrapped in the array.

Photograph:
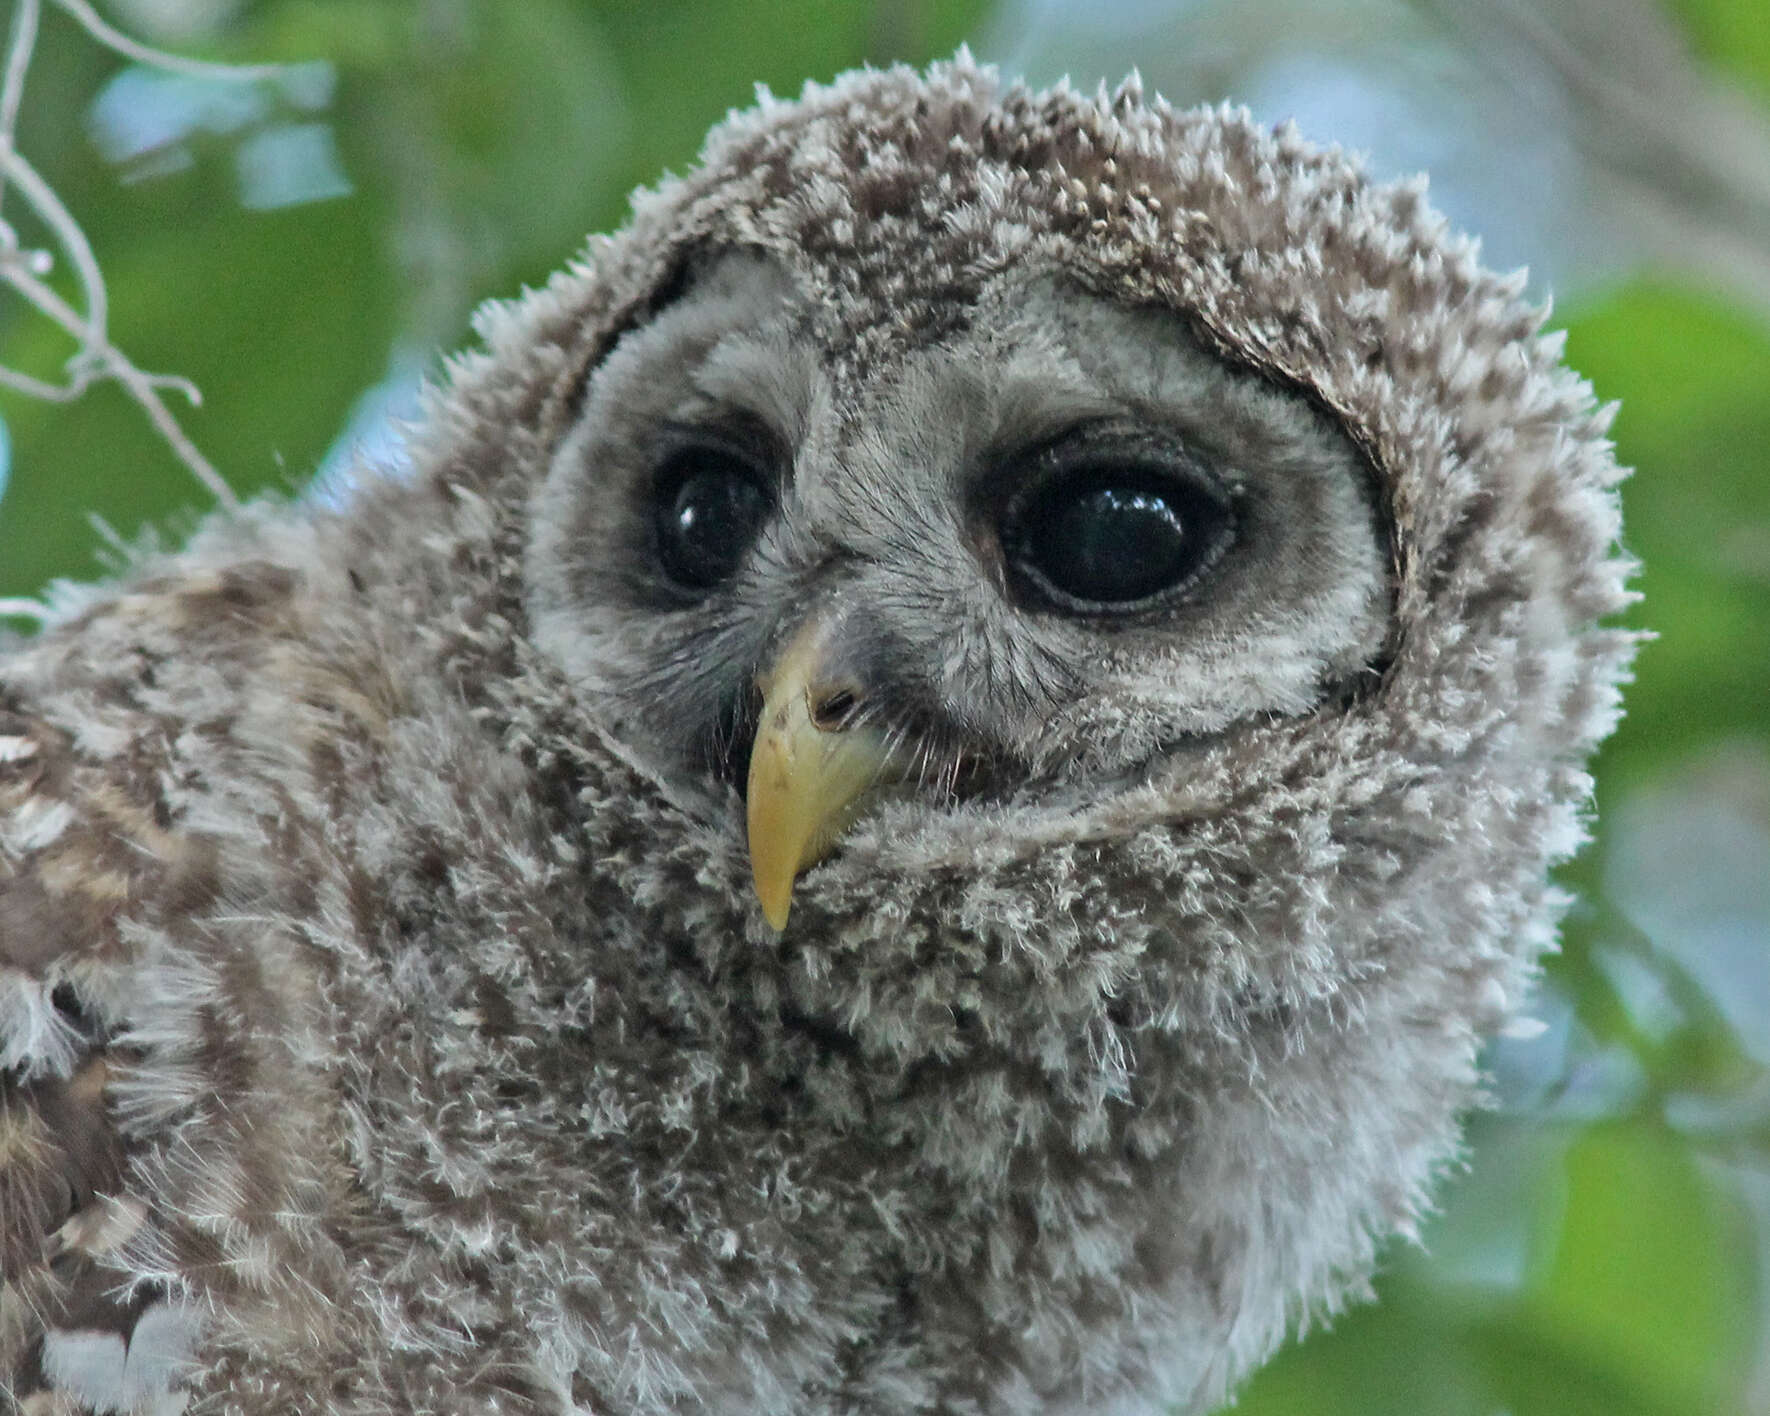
[
  {"x1": 1013, "y1": 467, "x2": 1229, "y2": 608},
  {"x1": 655, "y1": 449, "x2": 770, "y2": 590}
]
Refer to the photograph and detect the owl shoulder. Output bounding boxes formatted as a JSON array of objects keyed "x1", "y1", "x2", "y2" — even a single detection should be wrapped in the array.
[{"x1": 0, "y1": 556, "x2": 367, "y2": 1410}]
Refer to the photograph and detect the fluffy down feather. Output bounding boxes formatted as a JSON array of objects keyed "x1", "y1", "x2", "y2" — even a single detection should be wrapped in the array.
[{"x1": 0, "y1": 55, "x2": 1633, "y2": 1415}]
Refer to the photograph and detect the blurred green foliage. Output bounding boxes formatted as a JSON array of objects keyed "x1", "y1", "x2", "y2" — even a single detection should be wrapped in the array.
[
  {"x1": 1673, "y1": 0, "x2": 1770, "y2": 99},
  {"x1": 1, "y1": 1, "x2": 1766, "y2": 1413}
]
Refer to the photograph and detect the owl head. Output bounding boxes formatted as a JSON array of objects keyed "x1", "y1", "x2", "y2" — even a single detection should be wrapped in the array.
[{"x1": 328, "y1": 54, "x2": 1634, "y2": 1412}]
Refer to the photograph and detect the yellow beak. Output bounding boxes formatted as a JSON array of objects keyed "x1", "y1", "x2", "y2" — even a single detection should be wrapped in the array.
[{"x1": 746, "y1": 620, "x2": 893, "y2": 931}]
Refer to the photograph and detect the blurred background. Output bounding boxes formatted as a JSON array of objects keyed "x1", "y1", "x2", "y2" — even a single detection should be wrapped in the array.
[{"x1": 1, "y1": 0, "x2": 1766, "y2": 1411}]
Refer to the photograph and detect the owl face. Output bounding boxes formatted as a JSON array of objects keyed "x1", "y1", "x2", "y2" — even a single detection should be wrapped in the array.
[{"x1": 528, "y1": 249, "x2": 1389, "y2": 924}]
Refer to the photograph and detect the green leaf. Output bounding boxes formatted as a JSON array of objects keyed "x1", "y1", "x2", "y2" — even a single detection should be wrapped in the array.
[
  {"x1": 1233, "y1": 1294, "x2": 1492, "y2": 1416},
  {"x1": 1667, "y1": 0, "x2": 1770, "y2": 100},
  {"x1": 1560, "y1": 286, "x2": 1770, "y2": 794},
  {"x1": 1517, "y1": 1123, "x2": 1749, "y2": 1412}
]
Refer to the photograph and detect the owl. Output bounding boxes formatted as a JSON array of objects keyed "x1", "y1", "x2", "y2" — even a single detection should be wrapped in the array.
[{"x1": 0, "y1": 55, "x2": 1633, "y2": 1416}]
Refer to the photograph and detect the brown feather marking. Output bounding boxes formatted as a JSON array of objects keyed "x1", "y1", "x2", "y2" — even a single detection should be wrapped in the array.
[
  {"x1": 1, "y1": 715, "x2": 116, "y2": 974},
  {"x1": 0, "y1": 1057, "x2": 123, "y2": 1278},
  {"x1": 0, "y1": 878, "x2": 102, "y2": 975},
  {"x1": 0, "y1": 701, "x2": 219, "y2": 978},
  {"x1": 18, "y1": 1390, "x2": 81, "y2": 1414},
  {"x1": 14, "y1": 1280, "x2": 171, "y2": 1412}
]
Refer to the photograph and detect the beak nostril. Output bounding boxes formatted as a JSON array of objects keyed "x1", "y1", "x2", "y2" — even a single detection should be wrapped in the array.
[{"x1": 810, "y1": 687, "x2": 859, "y2": 732}]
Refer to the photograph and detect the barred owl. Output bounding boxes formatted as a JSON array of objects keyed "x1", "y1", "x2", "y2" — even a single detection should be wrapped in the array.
[{"x1": 0, "y1": 55, "x2": 1633, "y2": 1416}]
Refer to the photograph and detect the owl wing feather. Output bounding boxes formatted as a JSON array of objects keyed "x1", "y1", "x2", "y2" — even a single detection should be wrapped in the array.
[{"x1": 1, "y1": 702, "x2": 200, "y2": 1415}]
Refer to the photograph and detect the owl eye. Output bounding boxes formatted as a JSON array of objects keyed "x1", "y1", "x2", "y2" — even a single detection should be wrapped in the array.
[
  {"x1": 1003, "y1": 447, "x2": 1234, "y2": 612},
  {"x1": 653, "y1": 442, "x2": 773, "y2": 591}
]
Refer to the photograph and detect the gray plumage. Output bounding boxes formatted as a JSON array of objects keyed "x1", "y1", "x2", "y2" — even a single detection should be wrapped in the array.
[{"x1": 0, "y1": 56, "x2": 1634, "y2": 1415}]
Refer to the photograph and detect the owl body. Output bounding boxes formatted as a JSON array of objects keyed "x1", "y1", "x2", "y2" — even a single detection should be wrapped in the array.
[{"x1": 0, "y1": 59, "x2": 1633, "y2": 1415}]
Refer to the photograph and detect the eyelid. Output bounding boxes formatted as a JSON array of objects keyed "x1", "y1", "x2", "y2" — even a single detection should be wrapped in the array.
[
  {"x1": 655, "y1": 413, "x2": 790, "y2": 485},
  {"x1": 986, "y1": 421, "x2": 1234, "y2": 527}
]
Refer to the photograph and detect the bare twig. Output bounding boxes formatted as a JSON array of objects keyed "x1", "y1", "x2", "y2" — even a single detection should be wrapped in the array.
[
  {"x1": 0, "y1": 0, "x2": 290, "y2": 511},
  {"x1": 0, "y1": 597, "x2": 50, "y2": 622},
  {"x1": 1, "y1": 145, "x2": 108, "y2": 358},
  {"x1": 53, "y1": 0, "x2": 281, "y2": 84},
  {"x1": 0, "y1": 0, "x2": 39, "y2": 211},
  {"x1": 0, "y1": 219, "x2": 228, "y2": 504}
]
